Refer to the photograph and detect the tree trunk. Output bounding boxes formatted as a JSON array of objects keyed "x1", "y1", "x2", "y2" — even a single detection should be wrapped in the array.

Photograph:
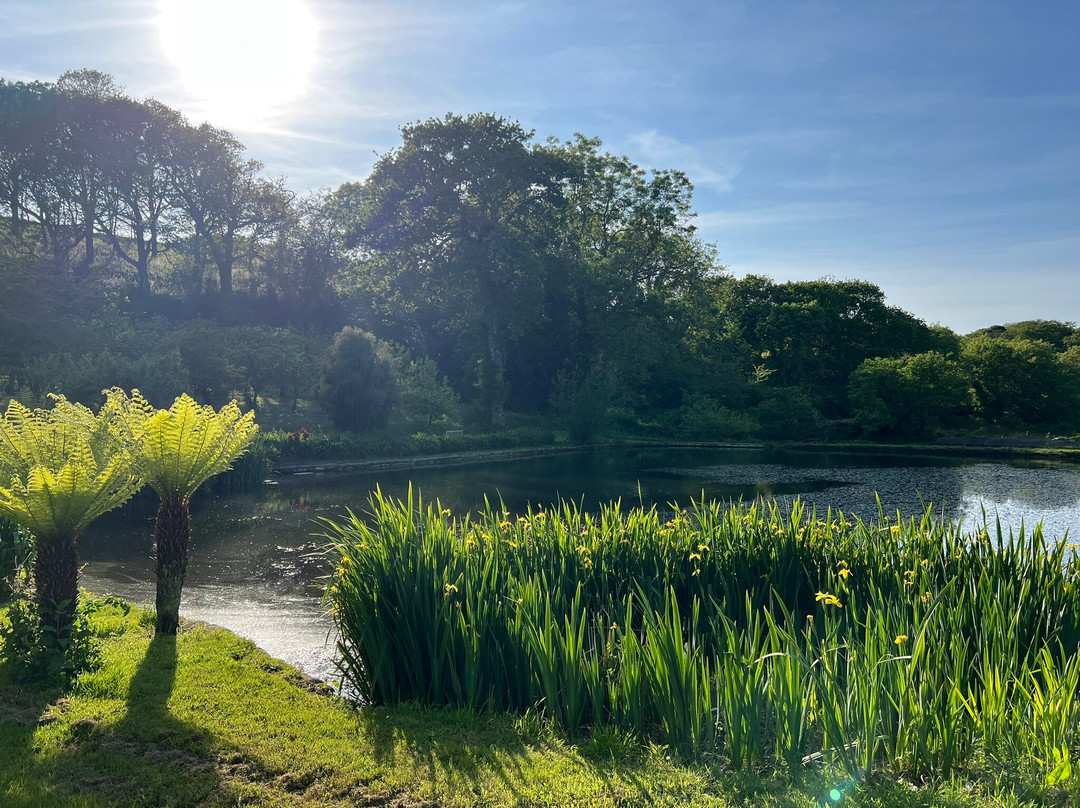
[
  {"x1": 135, "y1": 218, "x2": 152, "y2": 296},
  {"x1": 154, "y1": 498, "x2": 191, "y2": 635},
  {"x1": 486, "y1": 315, "x2": 507, "y2": 428},
  {"x1": 9, "y1": 181, "x2": 22, "y2": 237},
  {"x1": 34, "y1": 535, "x2": 79, "y2": 647},
  {"x1": 81, "y1": 196, "x2": 95, "y2": 274},
  {"x1": 190, "y1": 233, "x2": 205, "y2": 300},
  {"x1": 135, "y1": 255, "x2": 151, "y2": 297},
  {"x1": 220, "y1": 232, "x2": 234, "y2": 295}
]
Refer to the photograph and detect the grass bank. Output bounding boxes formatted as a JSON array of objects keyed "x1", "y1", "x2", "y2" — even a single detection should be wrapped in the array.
[
  {"x1": 1, "y1": 600, "x2": 1070, "y2": 807},
  {"x1": 265, "y1": 427, "x2": 556, "y2": 466}
]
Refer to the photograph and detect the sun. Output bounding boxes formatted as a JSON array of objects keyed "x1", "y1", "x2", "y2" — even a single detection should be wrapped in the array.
[{"x1": 158, "y1": 0, "x2": 318, "y2": 128}]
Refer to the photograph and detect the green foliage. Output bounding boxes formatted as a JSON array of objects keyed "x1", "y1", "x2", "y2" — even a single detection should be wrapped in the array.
[
  {"x1": 344, "y1": 113, "x2": 558, "y2": 427},
  {"x1": 849, "y1": 352, "x2": 973, "y2": 439},
  {"x1": 985, "y1": 319, "x2": 1078, "y2": 351},
  {"x1": 961, "y1": 335, "x2": 1079, "y2": 429},
  {"x1": 265, "y1": 426, "x2": 553, "y2": 462},
  {"x1": 164, "y1": 319, "x2": 245, "y2": 407},
  {"x1": 725, "y1": 276, "x2": 936, "y2": 418},
  {"x1": 0, "y1": 517, "x2": 33, "y2": 602},
  {"x1": 224, "y1": 325, "x2": 322, "y2": 411},
  {"x1": 327, "y1": 492, "x2": 1080, "y2": 780},
  {"x1": 0, "y1": 397, "x2": 140, "y2": 539},
  {"x1": 318, "y1": 327, "x2": 398, "y2": 433},
  {"x1": 2, "y1": 70, "x2": 1078, "y2": 445},
  {"x1": 20, "y1": 348, "x2": 191, "y2": 407},
  {"x1": 108, "y1": 390, "x2": 258, "y2": 503},
  {"x1": 662, "y1": 393, "x2": 760, "y2": 440},
  {"x1": 754, "y1": 386, "x2": 823, "y2": 440},
  {"x1": 7, "y1": 601, "x2": 1043, "y2": 808},
  {"x1": 204, "y1": 432, "x2": 274, "y2": 494},
  {"x1": 384, "y1": 348, "x2": 461, "y2": 431},
  {"x1": 0, "y1": 592, "x2": 113, "y2": 687},
  {"x1": 550, "y1": 361, "x2": 618, "y2": 443}
]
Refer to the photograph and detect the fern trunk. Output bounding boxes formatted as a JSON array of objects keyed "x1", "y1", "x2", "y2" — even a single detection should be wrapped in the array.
[
  {"x1": 34, "y1": 535, "x2": 79, "y2": 647},
  {"x1": 155, "y1": 498, "x2": 191, "y2": 635}
]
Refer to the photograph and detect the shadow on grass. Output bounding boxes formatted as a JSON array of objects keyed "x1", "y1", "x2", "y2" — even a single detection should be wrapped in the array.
[
  {"x1": 355, "y1": 703, "x2": 853, "y2": 808},
  {"x1": 119, "y1": 633, "x2": 182, "y2": 733},
  {"x1": 5, "y1": 633, "x2": 224, "y2": 807},
  {"x1": 0, "y1": 683, "x2": 61, "y2": 803},
  {"x1": 358, "y1": 703, "x2": 679, "y2": 805},
  {"x1": 95, "y1": 633, "x2": 222, "y2": 795}
]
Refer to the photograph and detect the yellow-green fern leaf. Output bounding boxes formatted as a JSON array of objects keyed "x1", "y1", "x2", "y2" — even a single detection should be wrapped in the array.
[
  {"x1": 0, "y1": 396, "x2": 141, "y2": 540},
  {"x1": 110, "y1": 391, "x2": 258, "y2": 503}
]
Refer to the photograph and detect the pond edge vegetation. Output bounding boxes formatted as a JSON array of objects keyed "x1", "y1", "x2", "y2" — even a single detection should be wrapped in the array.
[{"x1": 323, "y1": 489, "x2": 1080, "y2": 798}]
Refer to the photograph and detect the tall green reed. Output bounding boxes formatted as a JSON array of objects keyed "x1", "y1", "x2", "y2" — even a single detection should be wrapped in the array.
[{"x1": 323, "y1": 487, "x2": 1080, "y2": 781}]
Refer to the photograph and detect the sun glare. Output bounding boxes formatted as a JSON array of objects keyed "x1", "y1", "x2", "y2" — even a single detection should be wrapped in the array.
[{"x1": 158, "y1": 0, "x2": 318, "y2": 128}]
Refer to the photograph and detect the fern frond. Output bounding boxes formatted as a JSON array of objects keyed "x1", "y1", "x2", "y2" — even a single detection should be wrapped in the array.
[
  {"x1": 107, "y1": 391, "x2": 258, "y2": 503},
  {"x1": 0, "y1": 394, "x2": 142, "y2": 540}
]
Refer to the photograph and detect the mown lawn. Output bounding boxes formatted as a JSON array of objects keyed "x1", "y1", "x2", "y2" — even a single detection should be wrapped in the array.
[{"x1": 0, "y1": 602, "x2": 1071, "y2": 807}]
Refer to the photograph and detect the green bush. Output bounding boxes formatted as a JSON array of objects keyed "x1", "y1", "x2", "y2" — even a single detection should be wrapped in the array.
[
  {"x1": 550, "y1": 361, "x2": 617, "y2": 443},
  {"x1": 663, "y1": 394, "x2": 760, "y2": 440},
  {"x1": 206, "y1": 432, "x2": 276, "y2": 494},
  {"x1": 0, "y1": 594, "x2": 117, "y2": 687},
  {"x1": 318, "y1": 327, "x2": 398, "y2": 433},
  {"x1": 383, "y1": 348, "x2": 461, "y2": 431},
  {"x1": 849, "y1": 352, "x2": 972, "y2": 439},
  {"x1": 754, "y1": 386, "x2": 823, "y2": 439},
  {"x1": 0, "y1": 517, "x2": 33, "y2": 602}
]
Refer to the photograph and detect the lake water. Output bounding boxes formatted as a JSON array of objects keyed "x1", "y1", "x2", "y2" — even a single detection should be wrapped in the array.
[{"x1": 78, "y1": 447, "x2": 1080, "y2": 682}]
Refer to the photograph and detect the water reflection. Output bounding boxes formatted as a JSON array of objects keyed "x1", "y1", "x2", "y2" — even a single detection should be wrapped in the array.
[{"x1": 78, "y1": 447, "x2": 1080, "y2": 681}]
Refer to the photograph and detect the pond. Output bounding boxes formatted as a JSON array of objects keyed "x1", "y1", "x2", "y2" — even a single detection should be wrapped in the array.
[{"x1": 79, "y1": 446, "x2": 1080, "y2": 682}]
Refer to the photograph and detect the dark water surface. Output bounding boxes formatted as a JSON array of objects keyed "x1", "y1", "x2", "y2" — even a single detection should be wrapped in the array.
[{"x1": 79, "y1": 447, "x2": 1080, "y2": 681}]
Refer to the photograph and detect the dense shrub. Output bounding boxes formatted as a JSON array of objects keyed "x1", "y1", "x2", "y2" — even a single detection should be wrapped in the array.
[
  {"x1": 849, "y1": 352, "x2": 972, "y2": 439},
  {"x1": 663, "y1": 393, "x2": 760, "y2": 440},
  {"x1": 961, "y1": 336, "x2": 1079, "y2": 429},
  {"x1": 550, "y1": 361, "x2": 617, "y2": 443},
  {"x1": 205, "y1": 433, "x2": 276, "y2": 494},
  {"x1": 0, "y1": 594, "x2": 125, "y2": 687},
  {"x1": 754, "y1": 386, "x2": 823, "y2": 440},
  {"x1": 318, "y1": 327, "x2": 398, "y2": 433}
]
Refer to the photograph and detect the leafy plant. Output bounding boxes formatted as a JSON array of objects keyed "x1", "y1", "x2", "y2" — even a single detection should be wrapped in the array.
[
  {"x1": 0, "y1": 592, "x2": 101, "y2": 687},
  {"x1": 318, "y1": 327, "x2": 397, "y2": 433},
  {"x1": 0, "y1": 516, "x2": 34, "y2": 602},
  {"x1": 0, "y1": 396, "x2": 140, "y2": 647},
  {"x1": 325, "y1": 491, "x2": 1080, "y2": 784},
  {"x1": 109, "y1": 389, "x2": 258, "y2": 634}
]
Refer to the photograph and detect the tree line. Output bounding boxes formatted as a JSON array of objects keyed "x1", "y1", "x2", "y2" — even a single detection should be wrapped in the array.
[{"x1": 2, "y1": 71, "x2": 1079, "y2": 441}]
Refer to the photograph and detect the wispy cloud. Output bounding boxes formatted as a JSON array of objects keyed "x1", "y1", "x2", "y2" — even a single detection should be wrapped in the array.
[
  {"x1": 0, "y1": 1, "x2": 154, "y2": 40},
  {"x1": 695, "y1": 203, "x2": 862, "y2": 231},
  {"x1": 625, "y1": 130, "x2": 742, "y2": 191}
]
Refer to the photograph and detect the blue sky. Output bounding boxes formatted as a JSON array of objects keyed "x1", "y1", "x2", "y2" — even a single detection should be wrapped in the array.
[{"x1": 2, "y1": 0, "x2": 1078, "y2": 332}]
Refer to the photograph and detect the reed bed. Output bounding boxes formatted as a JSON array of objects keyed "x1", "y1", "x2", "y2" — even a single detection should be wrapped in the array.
[{"x1": 324, "y1": 489, "x2": 1080, "y2": 782}]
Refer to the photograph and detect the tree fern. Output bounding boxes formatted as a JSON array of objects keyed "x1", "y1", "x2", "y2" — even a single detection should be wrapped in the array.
[
  {"x1": 107, "y1": 389, "x2": 258, "y2": 634},
  {"x1": 0, "y1": 396, "x2": 140, "y2": 645}
]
